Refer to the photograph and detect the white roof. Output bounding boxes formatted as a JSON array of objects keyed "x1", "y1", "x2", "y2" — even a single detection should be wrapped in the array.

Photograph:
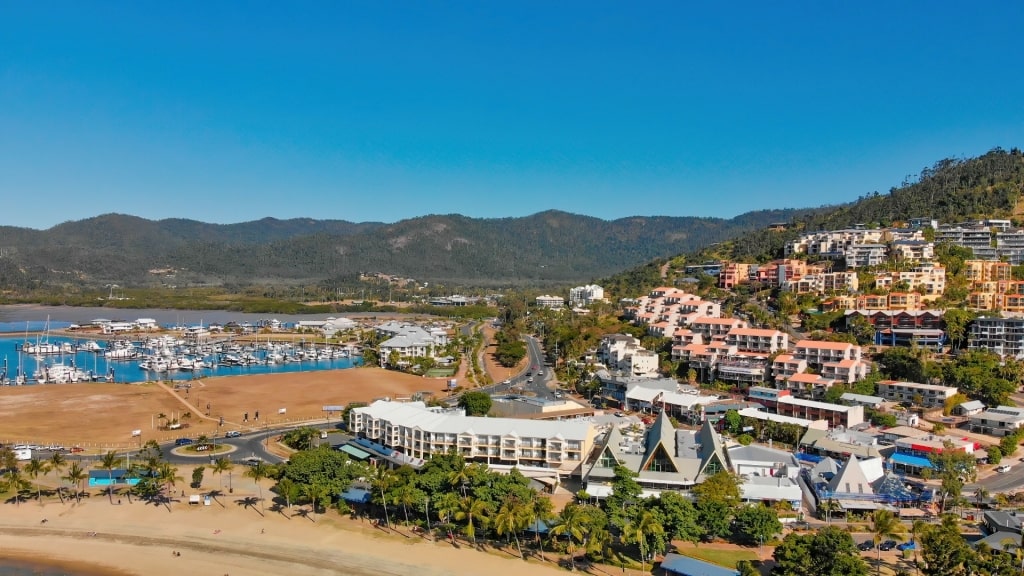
[
  {"x1": 741, "y1": 476, "x2": 803, "y2": 502},
  {"x1": 738, "y1": 407, "x2": 826, "y2": 428},
  {"x1": 661, "y1": 392, "x2": 719, "y2": 409},
  {"x1": 625, "y1": 386, "x2": 664, "y2": 402},
  {"x1": 777, "y1": 395, "x2": 854, "y2": 412},
  {"x1": 353, "y1": 400, "x2": 592, "y2": 441}
]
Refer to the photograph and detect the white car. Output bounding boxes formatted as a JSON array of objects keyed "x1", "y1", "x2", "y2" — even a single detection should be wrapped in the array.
[{"x1": 997, "y1": 464, "x2": 1013, "y2": 473}]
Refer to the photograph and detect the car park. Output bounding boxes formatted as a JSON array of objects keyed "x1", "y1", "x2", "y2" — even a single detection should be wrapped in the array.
[
  {"x1": 997, "y1": 464, "x2": 1013, "y2": 473},
  {"x1": 878, "y1": 540, "x2": 897, "y2": 551}
]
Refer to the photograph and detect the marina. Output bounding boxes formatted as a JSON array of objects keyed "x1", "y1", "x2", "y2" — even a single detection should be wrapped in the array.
[{"x1": 0, "y1": 333, "x2": 362, "y2": 385}]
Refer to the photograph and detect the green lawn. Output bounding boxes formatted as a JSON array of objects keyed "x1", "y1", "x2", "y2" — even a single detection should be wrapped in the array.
[
  {"x1": 425, "y1": 368, "x2": 456, "y2": 377},
  {"x1": 674, "y1": 547, "x2": 759, "y2": 569}
]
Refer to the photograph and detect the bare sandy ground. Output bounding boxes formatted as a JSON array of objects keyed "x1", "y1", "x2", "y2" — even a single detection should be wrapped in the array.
[
  {"x1": 0, "y1": 367, "x2": 454, "y2": 447},
  {"x1": 0, "y1": 488, "x2": 567, "y2": 576}
]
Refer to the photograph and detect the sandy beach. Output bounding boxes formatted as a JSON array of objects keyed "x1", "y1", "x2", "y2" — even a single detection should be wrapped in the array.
[{"x1": 0, "y1": 491, "x2": 567, "y2": 576}]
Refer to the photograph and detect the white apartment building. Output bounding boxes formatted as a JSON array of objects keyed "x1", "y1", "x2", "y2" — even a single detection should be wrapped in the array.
[
  {"x1": 349, "y1": 400, "x2": 595, "y2": 472},
  {"x1": 784, "y1": 272, "x2": 859, "y2": 295},
  {"x1": 569, "y1": 284, "x2": 606, "y2": 307},
  {"x1": 876, "y1": 380, "x2": 958, "y2": 408},
  {"x1": 689, "y1": 317, "x2": 747, "y2": 341},
  {"x1": 969, "y1": 316, "x2": 1024, "y2": 359},
  {"x1": 535, "y1": 295, "x2": 565, "y2": 309},
  {"x1": 597, "y1": 334, "x2": 658, "y2": 377},
  {"x1": 792, "y1": 340, "x2": 862, "y2": 367},
  {"x1": 845, "y1": 244, "x2": 888, "y2": 268},
  {"x1": 874, "y1": 263, "x2": 947, "y2": 296},
  {"x1": 890, "y1": 240, "x2": 935, "y2": 262},
  {"x1": 969, "y1": 406, "x2": 1024, "y2": 437},
  {"x1": 376, "y1": 322, "x2": 448, "y2": 366},
  {"x1": 725, "y1": 328, "x2": 788, "y2": 354}
]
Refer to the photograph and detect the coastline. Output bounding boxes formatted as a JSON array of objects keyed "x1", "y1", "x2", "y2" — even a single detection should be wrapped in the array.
[{"x1": 0, "y1": 496, "x2": 565, "y2": 576}]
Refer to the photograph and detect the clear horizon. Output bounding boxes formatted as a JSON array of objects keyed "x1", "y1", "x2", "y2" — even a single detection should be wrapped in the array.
[{"x1": 2, "y1": 1, "x2": 1022, "y2": 229}]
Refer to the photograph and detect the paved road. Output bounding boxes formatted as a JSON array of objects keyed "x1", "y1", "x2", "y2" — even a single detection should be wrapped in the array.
[
  {"x1": 968, "y1": 464, "x2": 1024, "y2": 493},
  {"x1": 467, "y1": 334, "x2": 555, "y2": 400}
]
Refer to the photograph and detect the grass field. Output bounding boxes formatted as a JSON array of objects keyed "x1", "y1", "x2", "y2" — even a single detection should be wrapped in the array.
[
  {"x1": 425, "y1": 368, "x2": 456, "y2": 377},
  {"x1": 675, "y1": 547, "x2": 759, "y2": 568}
]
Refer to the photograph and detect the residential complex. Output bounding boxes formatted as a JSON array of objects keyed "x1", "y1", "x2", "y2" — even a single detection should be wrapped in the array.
[
  {"x1": 876, "y1": 380, "x2": 958, "y2": 408},
  {"x1": 969, "y1": 406, "x2": 1024, "y2": 437},
  {"x1": 349, "y1": 400, "x2": 595, "y2": 473},
  {"x1": 968, "y1": 315, "x2": 1024, "y2": 359},
  {"x1": 568, "y1": 284, "x2": 606, "y2": 307}
]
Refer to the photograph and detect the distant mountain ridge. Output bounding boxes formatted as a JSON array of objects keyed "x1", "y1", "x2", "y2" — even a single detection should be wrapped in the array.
[{"x1": 0, "y1": 209, "x2": 817, "y2": 288}]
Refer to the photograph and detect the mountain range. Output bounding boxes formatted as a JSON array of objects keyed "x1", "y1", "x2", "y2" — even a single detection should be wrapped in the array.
[
  {"x1": 0, "y1": 209, "x2": 816, "y2": 288},
  {"x1": 2, "y1": 147, "x2": 1023, "y2": 291}
]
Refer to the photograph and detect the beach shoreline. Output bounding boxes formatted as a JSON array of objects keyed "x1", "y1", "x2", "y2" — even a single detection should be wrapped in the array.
[{"x1": 0, "y1": 495, "x2": 567, "y2": 576}]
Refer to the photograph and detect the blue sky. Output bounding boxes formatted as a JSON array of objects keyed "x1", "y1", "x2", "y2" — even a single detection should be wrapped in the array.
[{"x1": 1, "y1": 2, "x2": 1022, "y2": 229}]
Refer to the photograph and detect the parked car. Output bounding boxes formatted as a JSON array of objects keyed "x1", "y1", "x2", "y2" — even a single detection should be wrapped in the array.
[
  {"x1": 997, "y1": 464, "x2": 1013, "y2": 473},
  {"x1": 614, "y1": 412, "x2": 626, "y2": 418},
  {"x1": 878, "y1": 540, "x2": 897, "y2": 551},
  {"x1": 897, "y1": 541, "x2": 916, "y2": 551},
  {"x1": 858, "y1": 540, "x2": 875, "y2": 551},
  {"x1": 174, "y1": 438, "x2": 193, "y2": 446}
]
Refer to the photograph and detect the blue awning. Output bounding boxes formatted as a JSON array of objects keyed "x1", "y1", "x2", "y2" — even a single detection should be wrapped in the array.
[
  {"x1": 339, "y1": 444, "x2": 371, "y2": 460},
  {"x1": 890, "y1": 453, "x2": 933, "y2": 468},
  {"x1": 340, "y1": 487, "x2": 372, "y2": 504}
]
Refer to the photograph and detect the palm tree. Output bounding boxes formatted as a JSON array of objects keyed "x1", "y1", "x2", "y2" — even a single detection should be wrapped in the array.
[
  {"x1": 243, "y1": 461, "x2": 269, "y2": 515},
  {"x1": 526, "y1": 493, "x2": 555, "y2": 562},
  {"x1": 974, "y1": 486, "x2": 989, "y2": 512},
  {"x1": 448, "y1": 464, "x2": 473, "y2": 498},
  {"x1": 454, "y1": 495, "x2": 491, "y2": 547},
  {"x1": 3, "y1": 468, "x2": 30, "y2": 506},
  {"x1": 624, "y1": 509, "x2": 666, "y2": 574},
  {"x1": 871, "y1": 509, "x2": 907, "y2": 576},
  {"x1": 157, "y1": 462, "x2": 183, "y2": 509},
  {"x1": 910, "y1": 519, "x2": 928, "y2": 575},
  {"x1": 23, "y1": 458, "x2": 50, "y2": 504},
  {"x1": 371, "y1": 466, "x2": 396, "y2": 528},
  {"x1": 97, "y1": 451, "x2": 123, "y2": 504},
  {"x1": 276, "y1": 477, "x2": 298, "y2": 509},
  {"x1": 156, "y1": 413, "x2": 167, "y2": 429},
  {"x1": 548, "y1": 503, "x2": 589, "y2": 571},
  {"x1": 493, "y1": 496, "x2": 529, "y2": 559},
  {"x1": 211, "y1": 457, "x2": 234, "y2": 493},
  {"x1": 49, "y1": 452, "x2": 67, "y2": 504},
  {"x1": 301, "y1": 481, "x2": 330, "y2": 522},
  {"x1": 63, "y1": 462, "x2": 87, "y2": 504},
  {"x1": 392, "y1": 482, "x2": 422, "y2": 527}
]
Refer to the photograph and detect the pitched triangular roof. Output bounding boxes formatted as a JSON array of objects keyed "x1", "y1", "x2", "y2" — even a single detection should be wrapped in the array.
[
  {"x1": 811, "y1": 456, "x2": 840, "y2": 480},
  {"x1": 639, "y1": 410, "x2": 679, "y2": 473},
  {"x1": 828, "y1": 457, "x2": 874, "y2": 496},
  {"x1": 695, "y1": 418, "x2": 729, "y2": 478}
]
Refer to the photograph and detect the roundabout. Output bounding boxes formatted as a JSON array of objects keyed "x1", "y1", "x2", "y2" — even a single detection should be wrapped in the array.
[{"x1": 168, "y1": 443, "x2": 238, "y2": 459}]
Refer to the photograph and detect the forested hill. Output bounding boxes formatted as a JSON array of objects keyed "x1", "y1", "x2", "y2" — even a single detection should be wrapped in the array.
[
  {"x1": 602, "y1": 147, "x2": 1024, "y2": 296},
  {"x1": 0, "y1": 208, "x2": 815, "y2": 288}
]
